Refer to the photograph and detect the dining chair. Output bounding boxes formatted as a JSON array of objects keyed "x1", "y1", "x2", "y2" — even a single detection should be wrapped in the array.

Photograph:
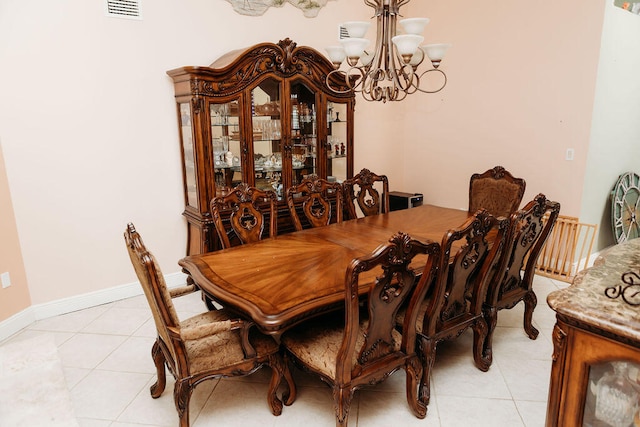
[
  {"x1": 397, "y1": 209, "x2": 509, "y2": 406},
  {"x1": 342, "y1": 167, "x2": 390, "y2": 219},
  {"x1": 286, "y1": 174, "x2": 343, "y2": 231},
  {"x1": 469, "y1": 165, "x2": 526, "y2": 218},
  {"x1": 210, "y1": 182, "x2": 278, "y2": 248},
  {"x1": 483, "y1": 194, "x2": 560, "y2": 353},
  {"x1": 124, "y1": 223, "x2": 295, "y2": 427},
  {"x1": 281, "y1": 232, "x2": 441, "y2": 426}
]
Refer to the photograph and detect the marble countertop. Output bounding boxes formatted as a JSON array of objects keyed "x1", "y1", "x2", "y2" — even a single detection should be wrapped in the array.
[{"x1": 547, "y1": 237, "x2": 640, "y2": 343}]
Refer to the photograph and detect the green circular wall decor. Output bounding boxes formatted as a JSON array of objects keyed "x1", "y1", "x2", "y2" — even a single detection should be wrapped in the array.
[{"x1": 611, "y1": 171, "x2": 640, "y2": 243}]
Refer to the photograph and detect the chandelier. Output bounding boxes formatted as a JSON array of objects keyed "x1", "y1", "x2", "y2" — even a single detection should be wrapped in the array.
[{"x1": 325, "y1": 0, "x2": 450, "y2": 103}]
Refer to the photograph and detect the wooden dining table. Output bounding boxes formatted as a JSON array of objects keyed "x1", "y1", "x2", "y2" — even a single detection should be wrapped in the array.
[{"x1": 179, "y1": 204, "x2": 470, "y2": 335}]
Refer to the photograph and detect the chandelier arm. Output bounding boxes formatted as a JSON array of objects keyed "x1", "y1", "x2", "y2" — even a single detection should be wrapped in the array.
[
  {"x1": 393, "y1": 87, "x2": 409, "y2": 102},
  {"x1": 361, "y1": 69, "x2": 382, "y2": 101},
  {"x1": 364, "y1": 0, "x2": 380, "y2": 11},
  {"x1": 345, "y1": 66, "x2": 368, "y2": 90},
  {"x1": 414, "y1": 68, "x2": 448, "y2": 94},
  {"x1": 326, "y1": 68, "x2": 366, "y2": 94},
  {"x1": 396, "y1": 0, "x2": 412, "y2": 9},
  {"x1": 325, "y1": 71, "x2": 352, "y2": 95},
  {"x1": 364, "y1": 67, "x2": 394, "y2": 102},
  {"x1": 401, "y1": 66, "x2": 421, "y2": 94},
  {"x1": 388, "y1": 65, "x2": 418, "y2": 95}
]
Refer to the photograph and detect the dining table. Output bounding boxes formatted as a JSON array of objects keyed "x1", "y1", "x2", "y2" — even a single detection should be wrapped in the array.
[{"x1": 178, "y1": 204, "x2": 471, "y2": 335}]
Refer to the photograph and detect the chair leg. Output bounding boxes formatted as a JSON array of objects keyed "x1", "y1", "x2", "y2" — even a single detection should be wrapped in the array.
[
  {"x1": 405, "y1": 355, "x2": 427, "y2": 418},
  {"x1": 417, "y1": 335, "x2": 436, "y2": 406},
  {"x1": 174, "y1": 378, "x2": 193, "y2": 427},
  {"x1": 481, "y1": 304, "x2": 498, "y2": 369},
  {"x1": 333, "y1": 386, "x2": 354, "y2": 427},
  {"x1": 281, "y1": 353, "x2": 297, "y2": 406},
  {"x1": 472, "y1": 317, "x2": 491, "y2": 372},
  {"x1": 150, "y1": 340, "x2": 166, "y2": 398},
  {"x1": 523, "y1": 291, "x2": 539, "y2": 340},
  {"x1": 265, "y1": 354, "x2": 287, "y2": 416}
]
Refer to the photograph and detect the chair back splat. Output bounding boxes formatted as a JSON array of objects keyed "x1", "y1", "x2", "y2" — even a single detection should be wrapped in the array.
[
  {"x1": 342, "y1": 168, "x2": 390, "y2": 219},
  {"x1": 124, "y1": 223, "x2": 295, "y2": 427},
  {"x1": 210, "y1": 183, "x2": 278, "y2": 249},
  {"x1": 469, "y1": 165, "x2": 526, "y2": 218},
  {"x1": 282, "y1": 232, "x2": 441, "y2": 426},
  {"x1": 286, "y1": 174, "x2": 343, "y2": 231}
]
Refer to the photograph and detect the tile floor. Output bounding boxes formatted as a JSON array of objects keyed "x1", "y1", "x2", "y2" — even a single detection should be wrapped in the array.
[{"x1": 0, "y1": 275, "x2": 568, "y2": 427}]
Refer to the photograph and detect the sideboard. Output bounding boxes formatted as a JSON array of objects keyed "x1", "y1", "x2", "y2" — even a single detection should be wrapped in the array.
[{"x1": 546, "y1": 238, "x2": 640, "y2": 427}]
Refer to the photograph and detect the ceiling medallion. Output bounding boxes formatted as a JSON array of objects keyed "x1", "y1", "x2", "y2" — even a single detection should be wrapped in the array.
[{"x1": 225, "y1": 0, "x2": 335, "y2": 18}]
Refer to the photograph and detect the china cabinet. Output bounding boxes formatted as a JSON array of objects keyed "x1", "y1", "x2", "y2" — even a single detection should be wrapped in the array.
[
  {"x1": 546, "y1": 238, "x2": 640, "y2": 427},
  {"x1": 167, "y1": 39, "x2": 355, "y2": 254}
]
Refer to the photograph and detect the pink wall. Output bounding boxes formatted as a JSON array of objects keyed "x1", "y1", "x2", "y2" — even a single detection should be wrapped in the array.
[
  {"x1": 0, "y1": 143, "x2": 31, "y2": 318},
  {"x1": 397, "y1": 1, "x2": 605, "y2": 215}
]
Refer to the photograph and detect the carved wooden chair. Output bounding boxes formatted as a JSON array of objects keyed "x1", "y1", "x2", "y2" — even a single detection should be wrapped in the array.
[
  {"x1": 124, "y1": 223, "x2": 295, "y2": 427},
  {"x1": 483, "y1": 194, "x2": 560, "y2": 353},
  {"x1": 469, "y1": 166, "x2": 526, "y2": 218},
  {"x1": 281, "y1": 233, "x2": 441, "y2": 426},
  {"x1": 397, "y1": 209, "x2": 509, "y2": 406},
  {"x1": 342, "y1": 168, "x2": 390, "y2": 219},
  {"x1": 210, "y1": 183, "x2": 278, "y2": 249},
  {"x1": 286, "y1": 174, "x2": 343, "y2": 231}
]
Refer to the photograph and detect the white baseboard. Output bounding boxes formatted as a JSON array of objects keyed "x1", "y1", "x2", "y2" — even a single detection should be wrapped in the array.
[
  {"x1": 0, "y1": 307, "x2": 36, "y2": 343},
  {"x1": 0, "y1": 271, "x2": 187, "y2": 342}
]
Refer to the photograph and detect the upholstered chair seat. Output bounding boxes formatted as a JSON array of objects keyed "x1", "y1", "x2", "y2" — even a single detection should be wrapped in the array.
[
  {"x1": 179, "y1": 309, "x2": 280, "y2": 374},
  {"x1": 283, "y1": 317, "x2": 402, "y2": 379}
]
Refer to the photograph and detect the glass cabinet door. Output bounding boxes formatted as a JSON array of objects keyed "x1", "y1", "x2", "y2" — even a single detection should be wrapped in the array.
[
  {"x1": 179, "y1": 102, "x2": 198, "y2": 208},
  {"x1": 290, "y1": 81, "x2": 318, "y2": 186},
  {"x1": 210, "y1": 100, "x2": 241, "y2": 197},
  {"x1": 584, "y1": 361, "x2": 640, "y2": 427},
  {"x1": 251, "y1": 78, "x2": 283, "y2": 197},
  {"x1": 326, "y1": 101, "x2": 348, "y2": 184}
]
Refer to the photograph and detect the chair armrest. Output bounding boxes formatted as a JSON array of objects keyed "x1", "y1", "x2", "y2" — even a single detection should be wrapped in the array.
[
  {"x1": 180, "y1": 319, "x2": 234, "y2": 340},
  {"x1": 237, "y1": 320, "x2": 257, "y2": 359},
  {"x1": 169, "y1": 284, "x2": 197, "y2": 298},
  {"x1": 179, "y1": 319, "x2": 258, "y2": 359}
]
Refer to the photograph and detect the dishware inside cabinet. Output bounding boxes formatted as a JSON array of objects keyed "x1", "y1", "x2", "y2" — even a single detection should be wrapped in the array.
[{"x1": 211, "y1": 100, "x2": 242, "y2": 197}]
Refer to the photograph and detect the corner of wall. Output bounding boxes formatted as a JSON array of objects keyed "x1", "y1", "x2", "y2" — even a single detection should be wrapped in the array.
[{"x1": 0, "y1": 139, "x2": 32, "y2": 322}]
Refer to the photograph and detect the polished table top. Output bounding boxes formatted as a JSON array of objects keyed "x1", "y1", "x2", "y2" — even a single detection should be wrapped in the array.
[{"x1": 179, "y1": 204, "x2": 470, "y2": 334}]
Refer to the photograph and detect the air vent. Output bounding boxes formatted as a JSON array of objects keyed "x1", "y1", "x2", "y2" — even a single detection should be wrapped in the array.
[
  {"x1": 339, "y1": 25, "x2": 349, "y2": 39},
  {"x1": 105, "y1": 0, "x2": 142, "y2": 20}
]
